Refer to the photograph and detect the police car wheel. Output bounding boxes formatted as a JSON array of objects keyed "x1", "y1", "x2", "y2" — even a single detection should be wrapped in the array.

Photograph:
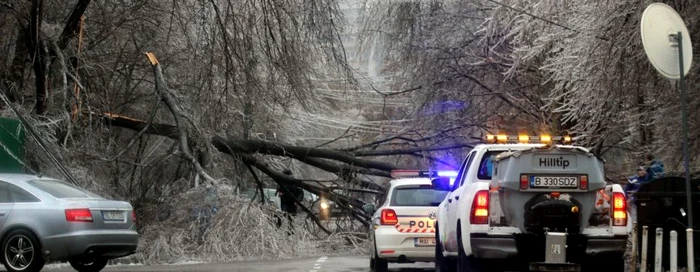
[
  {"x1": 372, "y1": 242, "x2": 388, "y2": 272},
  {"x1": 369, "y1": 242, "x2": 375, "y2": 269}
]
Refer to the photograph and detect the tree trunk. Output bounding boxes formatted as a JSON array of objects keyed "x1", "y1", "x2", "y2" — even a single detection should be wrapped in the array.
[
  {"x1": 1, "y1": 27, "x2": 28, "y2": 103},
  {"x1": 29, "y1": 0, "x2": 47, "y2": 114}
]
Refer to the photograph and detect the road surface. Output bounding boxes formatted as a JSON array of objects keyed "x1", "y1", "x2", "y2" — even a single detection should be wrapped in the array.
[{"x1": 41, "y1": 256, "x2": 434, "y2": 272}]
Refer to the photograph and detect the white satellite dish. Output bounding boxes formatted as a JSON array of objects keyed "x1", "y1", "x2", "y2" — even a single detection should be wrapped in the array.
[{"x1": 640, "y1": 2, "x2": 692, "y2": 79}]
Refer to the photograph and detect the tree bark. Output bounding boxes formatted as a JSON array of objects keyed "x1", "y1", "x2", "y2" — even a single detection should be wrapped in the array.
[
  {"x1": 1, "y1": 27, "x2": 28, "y2": 102},
  {"x1": 144, "y1": 52, "x2": 214, "y2": 186},
  {"x1": 100, "y1": 111, "x2": 470, "y2": 178},
  {"x1": 211, "y1": 136, "x2": 398, "y2": 171},
  {"x1": 29, "y1": 0, "x2": 47, "y2": 114},
  {"x1": 58, "y1": 0, "x2": 92, "y2": 49}
]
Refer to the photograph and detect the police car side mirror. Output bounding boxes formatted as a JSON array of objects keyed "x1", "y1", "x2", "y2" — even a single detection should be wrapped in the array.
[
  {"x1": 362, "y1": 203, "x2": 376, "y2": 214},
  {"x1": 431, "y1": 177, "x2": 452, "y2": 191}
]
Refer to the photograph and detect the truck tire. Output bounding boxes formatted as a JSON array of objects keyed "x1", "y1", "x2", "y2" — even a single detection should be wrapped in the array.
[
  {"x1": 455, "y1": 226, "x2": 508, "y2": 272},
  {"x1": 435, "y1": 224, "x2": 456, "y2": 272},
  {"x1": 457, "y1": 248, "x2": 484, "y2": 272},
  {"x1": 456, "y1": 226, "x2": 485, "y2": 272}
]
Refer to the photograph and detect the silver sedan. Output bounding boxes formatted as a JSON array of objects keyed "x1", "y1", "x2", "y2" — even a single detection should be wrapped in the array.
[{"x1": 0, "y1": 174, "x2": 138, "y2": 272}]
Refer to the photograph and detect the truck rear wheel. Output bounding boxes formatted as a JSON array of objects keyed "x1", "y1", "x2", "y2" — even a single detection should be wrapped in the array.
[
  {"x1": 435, "y1": 225, "x2": 455, "y2": 272},
  {"x1": 455, "y1": 228, "x2": 494, "y2": 272}
]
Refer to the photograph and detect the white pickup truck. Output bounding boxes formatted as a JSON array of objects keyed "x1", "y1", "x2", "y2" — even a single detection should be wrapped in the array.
[{"x1": 432, "y1": 142, "x2": 629, "y2": 272}]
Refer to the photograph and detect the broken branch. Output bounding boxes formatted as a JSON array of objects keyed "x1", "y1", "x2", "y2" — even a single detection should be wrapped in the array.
[{"x1": 144, "y1": 52, "x2": 215, "y2": 185}]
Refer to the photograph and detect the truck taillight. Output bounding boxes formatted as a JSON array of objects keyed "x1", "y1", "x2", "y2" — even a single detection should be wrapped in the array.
[
  {"x1": 65, "y1": 208, "x2": 93, "y2": 222},
  {"x1": 612, "y1": 192, "x2": 627, "y2": 226},
  {"x1": 520, "y1": 175, "x2": 528, "y2": 189},
  {"x1": 580, "y1": 175, "x2": 588, "y2": 190},
  {"x1": 132, "y1": 211, "x2": 136, "y2": 224},
  {"x1": 381, "y1": 209, "x2": 398, "y2": 225},
  {"x1": 470, "y1": 190, "x2": 489, "y2": 224}
]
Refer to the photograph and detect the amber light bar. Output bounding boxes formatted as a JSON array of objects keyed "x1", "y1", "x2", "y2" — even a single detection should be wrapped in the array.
[{"x1": 484, "y1": 134, "x2": 574, "y2": 144}]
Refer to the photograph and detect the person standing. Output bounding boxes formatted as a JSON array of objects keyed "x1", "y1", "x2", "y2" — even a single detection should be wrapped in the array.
[
  {"x1": 625, "y1": 165, "x2": 652, "y2": 223},
  {"x1": 643, "y1": 153, "x2": 665, "y2": 180},
  {"x1": 275, "y1": 170, "x2": 303, "y2": 234}
]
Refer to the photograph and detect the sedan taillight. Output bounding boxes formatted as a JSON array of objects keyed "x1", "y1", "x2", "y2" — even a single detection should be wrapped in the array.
[
  {"x1": 380, "y1": 209, "x2": 398, "y2": 225},
  {"x1": 65, "y1": 208, "x2": 93, "y2": 222}
]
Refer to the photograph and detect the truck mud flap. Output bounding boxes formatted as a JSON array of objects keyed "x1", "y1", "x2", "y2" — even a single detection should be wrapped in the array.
[
  {"x1": 529, "y1": 262, "x2": 581, "y2": 272},
  {"x1": 514, "y1": 233, "x2": 587, "y2": 264}
]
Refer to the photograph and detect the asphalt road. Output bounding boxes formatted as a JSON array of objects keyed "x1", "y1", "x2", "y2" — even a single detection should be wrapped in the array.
[{"x1": 41, "y1": 256, "x2": 434, "y2": 272}]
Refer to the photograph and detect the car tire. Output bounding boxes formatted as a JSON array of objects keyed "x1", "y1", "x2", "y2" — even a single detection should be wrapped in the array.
[
  {"x1": 369, "y1": 240, "x2": 375, "y2": 269},
  {"x1": 2, "y1": 229, "x2": 45, "y2": 272},
  {"x1": 69, "y1": 256, "x2": 109, "y2": 272},
  {"x1": 372, "y1": 242, "x2": 388, "y2": 272},
  {"x1": 435, "y1": 224, "x2": 456, "y2": 272}
]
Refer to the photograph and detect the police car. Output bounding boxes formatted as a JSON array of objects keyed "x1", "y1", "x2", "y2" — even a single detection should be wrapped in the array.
[{"x1": 362, "y1": 170, "x2": 456, "y2": 272}]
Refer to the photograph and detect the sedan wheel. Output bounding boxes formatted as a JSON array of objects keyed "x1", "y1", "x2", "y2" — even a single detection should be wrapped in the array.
[
  {"x1": 2, "y1": 229, "x2": 44, "y2": 272},
  {"x1": 69, "y1": 257, "x2": 109, "y2": 272},
  {"x1": 372, "y1": 243, "x2": 388, "y2": 272}
]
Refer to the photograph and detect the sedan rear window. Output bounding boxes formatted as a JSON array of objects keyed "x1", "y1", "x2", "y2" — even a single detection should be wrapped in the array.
[
  {"x1": 27, "y1": 180, "x2": 100, "y2": 199},
  {"x1": 390, "y1": 185, "x2": 448, "y2": 206}
]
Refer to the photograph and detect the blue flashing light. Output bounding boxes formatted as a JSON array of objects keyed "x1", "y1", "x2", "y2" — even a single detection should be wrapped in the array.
[
  {"x1": 436, "y1": 170, "x2": 458, "y2": 178},
  {"x1": 449, "y1": 178, "x2": 456, "y2": 186},
  {"x1": 392, "y1": 169, "x2": 459, "y2": 187},
  {"x1": 435, "y1": 170, "x2": 458, "y2": 186}
]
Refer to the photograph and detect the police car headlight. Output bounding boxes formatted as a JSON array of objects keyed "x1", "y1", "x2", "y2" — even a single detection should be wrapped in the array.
[{"x1": 320, "y1": 202, "x2": 329, "y2": 209}]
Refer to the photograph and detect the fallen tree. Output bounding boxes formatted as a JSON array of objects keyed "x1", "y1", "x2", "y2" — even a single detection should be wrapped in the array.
[{"x1": 95, "y1": 53, "x2": 475, "y2": 232}]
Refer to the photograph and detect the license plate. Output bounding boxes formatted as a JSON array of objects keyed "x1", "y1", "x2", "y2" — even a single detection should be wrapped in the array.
[
  {"x1": 102, "y1": 211, "x2": 125, "y2": 221},
  {"x1": 530, "y1": 176, "x2": 579, "y2": 188},
  {"x1": 414, "y1": 237, "x2": 436, "y2": 247}
]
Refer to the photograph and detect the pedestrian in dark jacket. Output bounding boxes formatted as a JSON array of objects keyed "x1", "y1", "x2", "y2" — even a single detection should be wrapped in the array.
[
  {"x1": 625, "y1": 166, "x2": 651, "y2": 194},
  {"x1": 643, "y1": 153, "x2": 665, "y2": 181},
  {"x1": 625, "y1": 163, "x2": 657, "y2": 223},
  {"x1": 275, "y1": 170, "x2": 303, "y2": 234}
]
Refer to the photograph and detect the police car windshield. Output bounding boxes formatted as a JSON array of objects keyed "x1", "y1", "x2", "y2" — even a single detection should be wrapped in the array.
[
  {"x1": 478, "y1": 151, "x2": 504, "y2": 180},
  {"x1": 390, "y1": 185, "x2": 448, "y2": 206}
]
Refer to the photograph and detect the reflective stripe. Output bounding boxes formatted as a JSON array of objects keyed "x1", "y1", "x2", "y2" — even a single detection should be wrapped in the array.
[{"x1": 394, "y1": 224, "x2": 435, "y2": 233}]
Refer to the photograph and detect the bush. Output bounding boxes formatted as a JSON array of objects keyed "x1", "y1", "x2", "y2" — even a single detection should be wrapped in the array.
[{"x1": 134, "y1": 186, "x2": 366, "y2": 264}]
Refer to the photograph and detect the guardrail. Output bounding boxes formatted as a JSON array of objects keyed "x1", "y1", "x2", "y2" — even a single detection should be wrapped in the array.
[{"x1": 631, "y1": 222, "x2": 695, "y2": 272}]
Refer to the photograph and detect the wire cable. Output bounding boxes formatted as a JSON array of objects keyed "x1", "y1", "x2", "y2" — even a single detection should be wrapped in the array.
[{"x1": 0, "y1": 89, "x2": 81, "y2": 187}]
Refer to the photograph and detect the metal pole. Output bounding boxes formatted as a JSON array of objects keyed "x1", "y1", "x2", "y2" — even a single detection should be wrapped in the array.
[
  {"x1": 632, "y1": 222, "x2": 639, "y2": 272},
  {"x1": 688, "y1": 229, "x2": 695, "y2": 272},
  {"x1": 677, "y1": 31, "x2": 693, "y2": 231},
  {"x1": 671, "y1": 230, "x2": 678, "y2": 272},
  {"x1": 642, "y1": 226, "x2": 649, "y2": 272},
  {"x1": 655, "y1": 227, "x2": 663, "y2": 272},
  {"x1": 678, "y1": 31, "x2": 695, "y2": 272}
]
